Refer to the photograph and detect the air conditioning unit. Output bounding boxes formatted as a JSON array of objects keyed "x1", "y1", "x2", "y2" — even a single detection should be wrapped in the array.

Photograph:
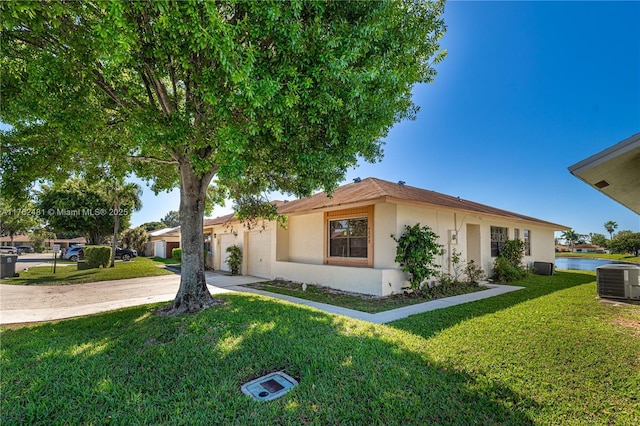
[
  {"x1": 533, "y1": 261, "x2": 554, "y2": 276},
  {"x1": 596, "y1": 264, "x2": 640, "y2": 300}
]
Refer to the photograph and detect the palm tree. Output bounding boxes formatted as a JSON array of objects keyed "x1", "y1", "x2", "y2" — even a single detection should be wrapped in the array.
[
  {"x1": 604, "y1": 221, "x2": 618, "y2": 240},
  {"x1": 561, "y1": 229, "x2": 579, "y2": 250},
  {"x1": 106, "y1": 181, "x2": 143, "y2": 267}
]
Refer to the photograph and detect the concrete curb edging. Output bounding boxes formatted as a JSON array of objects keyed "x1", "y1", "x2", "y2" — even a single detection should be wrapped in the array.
[{"x1": 227, "y1": 283, "x2": 525, "y2": 324}]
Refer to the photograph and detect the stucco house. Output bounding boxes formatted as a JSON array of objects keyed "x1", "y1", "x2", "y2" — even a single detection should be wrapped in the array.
[
  {"x1": 146, "y1": 227, "x2": 181, "y2": 258},
  {"x1": 571, "y1": 244, "x2": 606, "y2": 254},
  {"x1": 203, "y1": 177, "x2": 569, "y2": 296}
]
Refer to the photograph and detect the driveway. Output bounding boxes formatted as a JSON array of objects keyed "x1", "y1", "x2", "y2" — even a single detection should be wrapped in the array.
[
  {"x1": 1, "y1": 268, "x2": 524, "y2": 326},
  {"x1": 0, "y1": 272, "x2": 267, "y2": 325},
  {"x1": 7, "y1": 252, "x2": 66, "y2": 275}
]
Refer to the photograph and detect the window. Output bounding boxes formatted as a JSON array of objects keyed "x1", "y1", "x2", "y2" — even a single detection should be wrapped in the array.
[
  {"x1": 325, "y1": 206, "x2": 373, "y2": 267},
  {"x1": 514, "y1": 228, "x2": 520, "y2": 240},
  {"x1": 524, "y1": 229, "x2": 531, "y2": 256},
  {"x1": 329, "y1": 218, "x2": 368, "y2": 258},
  {"x1": 491, "y1": 226, "x2": 508, "y2": 257}
]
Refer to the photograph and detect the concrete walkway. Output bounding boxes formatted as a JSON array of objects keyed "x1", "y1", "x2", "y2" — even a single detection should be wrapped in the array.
[{"x1": 0, "y1": 271, "x2": 523, "y2": 325}]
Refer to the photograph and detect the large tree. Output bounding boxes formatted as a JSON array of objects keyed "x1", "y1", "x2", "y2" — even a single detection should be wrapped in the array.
[
  {"x1": 160, "y1": 210, "x2": 180, "y2": 228},
  {"x1": 609, "y1": 230, "x2": 640, "y2": 256},
  {"x1": 37, "y1": 178, "x2": 136, "y2": 245},
  {"x1": 1, "y1": 1, "x2": 446, "y2": 314},
  {"x1": 0, "y1": 196, "x2": 39, "y2": 245}
]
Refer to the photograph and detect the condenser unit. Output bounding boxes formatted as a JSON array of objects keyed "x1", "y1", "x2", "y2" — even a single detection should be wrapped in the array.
[
  {"x1": 533, "y1": 261, "x2": 554, "y2": 276},
  {"x1": 596, "y1": 264, "x2": 640, "y2": 300}
]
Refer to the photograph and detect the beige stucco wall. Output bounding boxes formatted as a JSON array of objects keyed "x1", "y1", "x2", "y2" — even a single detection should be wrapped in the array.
[
  {"x1": 373, "y1": 202, "x2": 398, "y2": 269},
  {"x1": 203, "y1": 201, "x2": 560, "y2": 295},
  {"x1": 286, "y1": 212, "x2": 324, "y2": 265},
  {"x1": 274, "y1": 261, "x2": 405, "y2": 296}
]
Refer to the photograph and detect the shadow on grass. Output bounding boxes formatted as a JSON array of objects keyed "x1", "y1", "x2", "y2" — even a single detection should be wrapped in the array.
[
  {"x1": 389, "y1": 271, "x2": 596, "y2": 338},
  {"x1": 1, "y1": 294, "x2": 537, "y2": 425}
]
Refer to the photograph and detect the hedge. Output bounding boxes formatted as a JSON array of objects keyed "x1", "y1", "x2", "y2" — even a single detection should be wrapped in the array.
[
  {"x1": 84, "y1": 246, "x2": 111, "y2": 268},
  {"x1": 171, "y1": 248, "x2": 182, "y2": 261}
]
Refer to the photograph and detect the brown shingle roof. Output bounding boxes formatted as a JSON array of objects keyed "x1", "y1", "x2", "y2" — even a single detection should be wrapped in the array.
[
  {"x1": 277, "y1": 177, "x2": 569, "y2": 230},
  {"x1": 203, "y1": 213, "x2": 237, "y2": 227}
]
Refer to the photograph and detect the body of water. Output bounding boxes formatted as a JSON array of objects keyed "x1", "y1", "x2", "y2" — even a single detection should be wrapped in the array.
[{"x1": 555, "y1": 257, "x2": 631, "y2": 271}]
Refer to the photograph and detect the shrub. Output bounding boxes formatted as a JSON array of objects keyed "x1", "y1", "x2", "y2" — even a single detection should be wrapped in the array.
[
  {"x1": 172, "y1": 248, "x2": 182, "y2": 261},
  {"x1": 84, "y1": 246, "x2": 111, "y2": 268},
  {"x1": 492, "y1": 239, "x2": 527, "y2": 283},
  {"x1": 464, "y1": 260, "x2": 485, "y2": 284},
  {"x1": 392, "y1": 223, "x2": 442, "y2": 296},
  {"x1": 226, "y1": 245, "x2": 242, "y2": 275},
  {"x1": 121, "y1": 226, "x2": 148, "y2": 255}
]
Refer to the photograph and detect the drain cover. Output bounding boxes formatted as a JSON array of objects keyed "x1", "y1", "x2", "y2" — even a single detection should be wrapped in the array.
[{"x1": 241, "y1": 371, "x2": 298, "y2": 401}]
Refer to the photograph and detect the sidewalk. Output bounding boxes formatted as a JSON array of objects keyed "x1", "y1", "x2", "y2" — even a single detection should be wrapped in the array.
[{"x1": 0, "y1": 271, "x2": 523, "y2": 325}]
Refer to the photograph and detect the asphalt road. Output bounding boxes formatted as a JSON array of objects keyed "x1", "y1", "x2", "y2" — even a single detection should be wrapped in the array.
[{"x1": 13, "y1": 252, "x2": 65, "y2": 273}]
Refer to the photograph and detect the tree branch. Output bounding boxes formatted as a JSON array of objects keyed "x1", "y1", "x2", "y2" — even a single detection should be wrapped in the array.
[
  {"x1": 143, "y1": 62, "x2": 173, "y2": 115},
  {"x1": 128, "y1": 155, "x2": 178, "y2": 165},
  {"x1": 92, "y1": 69, "x2": 130, "y2": 109}
]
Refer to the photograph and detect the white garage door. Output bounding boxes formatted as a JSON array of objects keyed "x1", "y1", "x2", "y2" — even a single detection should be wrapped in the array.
[
  {"x1": 219, "y1": 234, "x2": 236, "y2": 272},
  {"x1": 154, "y1": 241, "x2": 165, "y2": 258},
  {"x1": 247, "y1": 231, "x2": 271, "y2": 278}
]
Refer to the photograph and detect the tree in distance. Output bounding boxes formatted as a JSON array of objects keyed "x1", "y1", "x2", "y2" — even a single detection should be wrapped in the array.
[{"x1": 1, "y1": 1, "x2": 446, "y2": 314}]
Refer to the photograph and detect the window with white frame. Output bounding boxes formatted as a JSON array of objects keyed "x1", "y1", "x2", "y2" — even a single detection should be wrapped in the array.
[
  {"x1": 524, "y1": 229, "x2": 531, "y2": 256},
  {"x1": 491, "y1": 226, "x2": 508, "y2": 257}
]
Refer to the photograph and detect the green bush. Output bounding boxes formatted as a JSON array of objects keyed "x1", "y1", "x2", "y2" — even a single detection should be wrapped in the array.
[
  {"x1": 84, "y1": 246, "x2": 111, "y2": 268},
  {"x1": 492, "y1": 239, "x2": 527, "y2": 283},
  {"x1": 172, "y1": 248, "x2": 182, "y2": 261},
  {"x1": 226, "y1": 245, "x2": 242, "y2": 275},
  {"x1": 464, "y1": 259, "x2": 485, "y2": 284},
  {"x1": 392, "y1": 223, "x2": 442, "y2": 296}
]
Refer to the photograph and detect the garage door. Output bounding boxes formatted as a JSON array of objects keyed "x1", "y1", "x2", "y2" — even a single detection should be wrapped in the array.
[
  {"x1": 219, "y1": 234, "x2": 236, "y2": 272},
  {"x1": 154, "y1": 241, "x2": 165, "y2": 258},
  {"x1": 247, "y1": 231, "x2": 271, "y2": 278}
]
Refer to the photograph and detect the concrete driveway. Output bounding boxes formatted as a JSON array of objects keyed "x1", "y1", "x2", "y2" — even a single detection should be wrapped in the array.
[{"x1": 0, "y1": 272, "x2": 266, "y2": 325}]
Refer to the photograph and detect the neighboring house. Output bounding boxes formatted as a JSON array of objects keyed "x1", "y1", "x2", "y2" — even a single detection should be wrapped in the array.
[
  {"x1": 146, "y1": 227, "x2": 181, "y2": 258},
  {"x1": 571, "y1": 244, "x2": 606, "y2": 254},
  {"x1": 0, "y1": 235, "x2": 86, "y2": 250},
  {"x1": 203, "y1": 213, "x2": 239, "y2": 271},
  {"x1": 202, "y1": 177, "x2": 569, "y2": 296}
]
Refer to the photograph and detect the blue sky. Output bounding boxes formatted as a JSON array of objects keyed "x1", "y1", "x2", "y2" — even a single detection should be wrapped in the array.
[
  {"x1": 134, "y1": 1, "x2": 639, "y2": 237},
  {"x1": 3, "y1": 2, "x2": 636, "y2": 237}
]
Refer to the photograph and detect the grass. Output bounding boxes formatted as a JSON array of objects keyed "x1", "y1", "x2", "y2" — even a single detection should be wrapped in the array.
[
  {"x1": 2, "y1": 271, "x2": 639, "y2": 424},
  {"x1": 244, "y1": 280, "x2": 486, "y2": 313},
  {"x1": 556, "y1": 252, "x2": 640, "y2": 263},
  {"x1": 0, "y1": 257, "x2": 174, "y2": 285},
  {"x1": 150, "y1": 256, "x2": 181, "y2": 265}
]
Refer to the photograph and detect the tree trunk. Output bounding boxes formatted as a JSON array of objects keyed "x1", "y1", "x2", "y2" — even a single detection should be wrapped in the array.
[
  {"x1": 162, "y1": 162, "x2": 219, "y2": 315},
  {"x1": 110, "y1": 198, "x2": 119, "y2": 268}
]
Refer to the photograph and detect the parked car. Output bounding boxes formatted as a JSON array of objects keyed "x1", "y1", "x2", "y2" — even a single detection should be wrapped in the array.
[
  {"x1": 63, "y1": 246, "x2": 84, "y2": 261},
  {"x1": 115, "y1": 247, "x2": 137, "y2": 261},
  {"x1": 0, "y1": 246, "x2": 18, "y2": 254},
  {"x1": 16, "y1": 245, "x2": 34, "y2": 254}
]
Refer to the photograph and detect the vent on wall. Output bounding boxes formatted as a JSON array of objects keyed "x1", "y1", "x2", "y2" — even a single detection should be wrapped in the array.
[{"x1": 594, "y1": 180, "x2": 610, "y2": 189}]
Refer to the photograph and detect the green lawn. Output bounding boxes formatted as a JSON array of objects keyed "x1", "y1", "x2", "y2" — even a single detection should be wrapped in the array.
[
  {"x1": 0, "y1": 257, "x2": 174, "y2": 285},
  {"x1": 1, "y1": 272, "x2": 639, "y2": 424}
]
